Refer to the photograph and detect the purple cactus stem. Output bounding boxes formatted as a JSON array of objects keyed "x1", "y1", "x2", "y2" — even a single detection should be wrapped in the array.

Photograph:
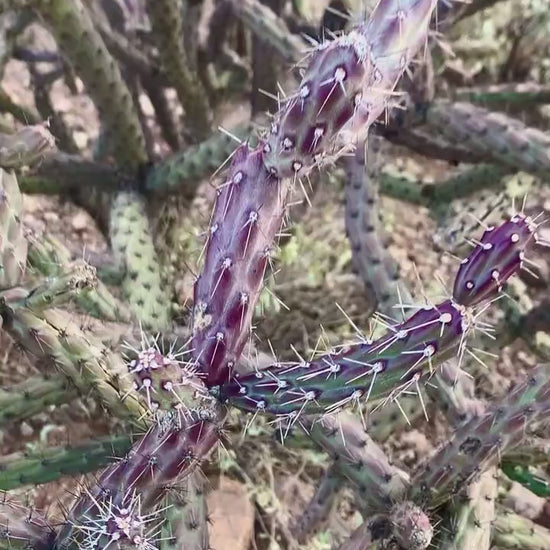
[
  {"x1": 219, "y1": 299, "x2": 468, "y2": 418},
  {"x1": 453, "y1": 213, "x2": 536, "y2": 307}
]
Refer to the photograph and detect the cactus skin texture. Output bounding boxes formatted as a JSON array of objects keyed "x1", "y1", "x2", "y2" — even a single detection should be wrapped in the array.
[
  {"x1": 412, "y1": 363, "x2": 550, "y2": 508},
  {"x1": 263, "y1": 0, "x2": 437, "y2": 179},
  {"x1": 191, "y1": 143, "x2": 286, "y2": 386},
  {"x1": 453, "y1": 213, "x2": 537, "y2": 307},
  {"x1": 0, "y1": 168, "x2": 27, "y2": 289},
  {"x1": 0, "y1": 493, "x2": 56, "y2": 550},
  {"x1": 220, "y1": 215, "x2": 536, "y2": 418},
  {"x1": 493, "y1": 508, "x2": 550, "y2": 550},
  {"x1": 220, "y1": 298, "x2": 466, "y2": 417}
]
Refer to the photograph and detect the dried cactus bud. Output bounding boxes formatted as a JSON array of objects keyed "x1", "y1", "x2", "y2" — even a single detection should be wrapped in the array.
[
  {"x1": 391, "y1": 502, "x2": 433, "y2": 550},
  {"x1": 453, "y1": 213, "x2": 537, "y2": 307}
]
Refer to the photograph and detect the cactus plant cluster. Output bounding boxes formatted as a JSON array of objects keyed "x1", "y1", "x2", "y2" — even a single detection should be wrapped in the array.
[{"x1": 0, "y1": 0, "x2": 549, "y2": 549}]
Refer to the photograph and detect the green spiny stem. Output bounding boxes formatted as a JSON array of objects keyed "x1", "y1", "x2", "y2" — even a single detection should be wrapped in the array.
[
  {"x1": 31, "y1": 0, "x2": 147, "y2": 169},
  {"x1": 0, "y1": 305, "x2": 149, "y2": 424},
  {"x1": 0, "y1": 124, "x2": 56, "y2": 169},
  {"x1": 145, "y1": 126, "x2": 253, "y2": 195},
  {"x1": 17, "y1": 152, "x2": 122, "y2": 195},
  {"x1": 0, "y1": 168, "x2": 27, "y2": 290},
  {"x1": 160, "y1": 472, "x2": 210, "y2": 550},
  {"x1": 0, "y1": 493, "x2": 55, "y2": 550},
  {"x1": 302, "y1": 413, "x2": 411, "y2": 513},
  {"x1": 0, "y1": 375, "x2": 77, "y2": 427},
  {"x1": 145, "y1": 0, "x2": 211, "y2": 141},
  {"x1": 26, "y1": 233, "x2": 132, "y2": 323},
  {"x1": 0, "y1": 435, "x2": 132, "y2": 491},
  {"x1": 291, "y1": 465, "x2": 340, "y2": 544},
  {"x1": 379, "y1": 124, "x2": 488, "y2": 165},
  {"x1": 439, "y1": 466, "x2": 498, "y2": 550},
  {"x1": 232, "y1": 0, "x2": 305, "y2": 64},
  {"x1": 424, "y1": 101, "x2": 550, "y2": 177},
  {"x1": 412, "y1": 363, "x2": 550, "y2": 509},
  {"x1": 493, "y1": 508, "x2": 550, "y2": 549},
  {"x1": 1, "y1": 260, "x2": 97, "y2": 312},
  {"x1": 110, "y1": 190, "x2": 171, "y2": 330},
  {"x1": 452, "y1": 82, "x2": 550, "y2": 107}
]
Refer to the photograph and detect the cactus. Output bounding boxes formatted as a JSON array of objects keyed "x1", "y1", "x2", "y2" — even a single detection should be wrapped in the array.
[
  {"x1": 0, "y1": 1, "x2": 549, "y2": 549},
  {"x1": 0, "y1": 168, "x2": 27, "y2": 289}
]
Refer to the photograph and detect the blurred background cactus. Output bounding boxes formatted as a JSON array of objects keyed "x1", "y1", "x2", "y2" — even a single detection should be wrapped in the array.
[{"x1": 0, "y1": 0, "x2": 549, "y2": 549}]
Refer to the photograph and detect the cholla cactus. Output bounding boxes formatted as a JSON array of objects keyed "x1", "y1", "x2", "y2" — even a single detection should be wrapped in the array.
[{"x1": 0, "y1": 1, "x2": 549, "y2": 549}]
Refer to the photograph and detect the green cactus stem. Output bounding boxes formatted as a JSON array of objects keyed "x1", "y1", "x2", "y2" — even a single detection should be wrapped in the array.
[
  {"x1": 439, "y1": 466, "x2": 498, "y2": 550},
  {"x1": 0, "y1": 124, "x2": 56, "y2": 169},
  {"x1": 412, "y1": 363, "x2": 550, "y2": 508},
  {"x1": 501, "y1": 463, "x2": 550, "y2": 499},
  {"x1": 0, "y1": 375, "x2": 77, "y2": 427},
  {"x1": 145, "y1": 0, "x2": 211, "y2": 141},
  {"x1": 26, "y1": 232, "x2": 133, "y2": 323},
  {"x1": 0, "y1": 493, "x2": 55, "y2": 550},
  {"x1": 0, "y1": 435, "x2": 133, "y2": 491},
  {"x1": 453, "y1": 82, "x2": 550, "y2": 107},
  {"x1": 0, "y1": 305, "x2": 148, "y2": 424},
  {"x1": 424, "y1": 101, "x2": 550, "y2": 177},
  {"x1": 493, "y1": 508, "x2": 550, "y2": 550},
  {"x1": 303, "y1": 413, "x2": 411, "y2": 513},
  {"x1": 1, "y1": 260, "x2": 97, "y2": 312},
  {"x1": 161, "y1": 472, "x2": 210, "y2": 550},
  {"x1": 110, "y1": 191, "x2": 171, "y2": 330},
  {"x1": 31, "y1": 0, "x2": 147, "y2": 169},
  {"x1": 0, "y1": 168, "x2": 27, "y2": 289}
]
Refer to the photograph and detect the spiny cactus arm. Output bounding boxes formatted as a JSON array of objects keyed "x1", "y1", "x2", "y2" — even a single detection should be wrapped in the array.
[
  {"x1": 424, "y1": 101, "x2": 550, "y2": 177},
  {"x1": 493, "y1": 508, "x2": 550, "y2": 550},
  {"x1": 302, "y1": 413, "x2": 411, "y2": 512},
  {"x1": 17, "y1": 152, "x2": 122, "y2": 195},
  {"x1": 1, "y1": 260, "x2": 97, "y2": 312},
  {"x1": 0, "y1": 124, "x2": 56, "y2": 169},
  {"x1": 345, "y1": 136, "x2": 407, "y2": 319},
  {"x1": 191, "y1": 143, "x2": 289, "y2": 386},
  {"x1": 291, "y1": 465, "x2": 340, "y2": 544},
  {"x1": 453, "y1": 82, "x2": 550, "y2": 107},
  {"x1": 30, "y1": 0, "x2": 147, "y2": 169},
  {"x1": 0, "y1": 375, "x2": 77, "y2": 427},
  {"x1": 26, "y1": 234, "x2": 132, "y2": 322},
  {"x1": 262, "y1": 0, "x2": 438, "y2": 180},
  {"x1": 0, "y1": 435, "x2": 133, "y2": 491},
  {"x1": 0, "y1": 168, "x2": 27, "y2": 289},
  {"x1": 55, "y1": 409, "x2": 220, "y2": 549},
  {"x1": 144, "y1": 126, "x2": 252, "y2": 195},
  {"x1": 231, "y1": 0, "x2": 305, "y2": 65},
  {"x1": 110, "y1": 191, "x2": 171, "y2": 330},
  {"x1": 412, "y1": 363, "x2": 550, "y2": 509},
  {"x1": 0, "y1": 493, "x2": 55, "y2": 550},
  {"x1": 161, "y1": 473, "x2": 210, "y2": 550},
  {"x1": 0, "y1": 305, "x2": 148, "y2": 423},
  {"x1": 145, "y1": 0, "x2": 211, "y2": 141},
  {"x1": 503, "y1": 436, "x2": 550, "y2": 466},
  {"x1": 439, "y1": 466, "x2": 498, "y2": 550}
]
